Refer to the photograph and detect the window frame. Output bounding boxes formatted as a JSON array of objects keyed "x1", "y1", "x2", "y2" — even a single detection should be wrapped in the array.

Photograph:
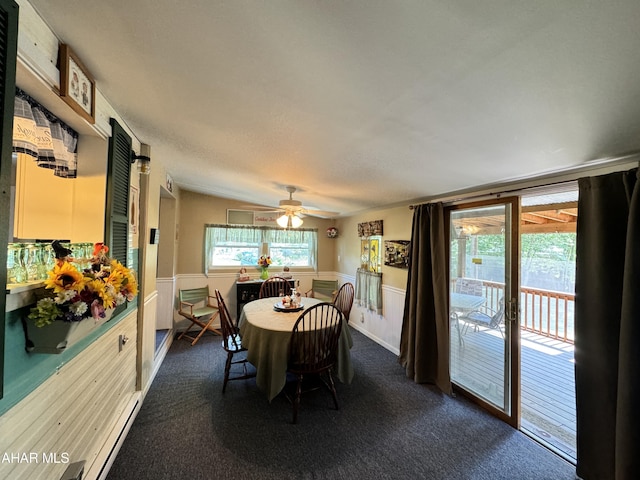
[{"x1": 204, "y1": 224, "x2": 318, "y2": 273}]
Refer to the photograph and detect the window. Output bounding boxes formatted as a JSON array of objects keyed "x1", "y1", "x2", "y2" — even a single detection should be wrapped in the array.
[{"x1": 204, "y1": 225, "x2": 317, "y2": 271}]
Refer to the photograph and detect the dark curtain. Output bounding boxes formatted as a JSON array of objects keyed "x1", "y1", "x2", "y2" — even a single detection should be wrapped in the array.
[
  {"x1": 398, "y1": 203, "x2": 451, "y2": 394},
  {"x1": 575, "y1": 167, "x2": 640, "y2": 480}
]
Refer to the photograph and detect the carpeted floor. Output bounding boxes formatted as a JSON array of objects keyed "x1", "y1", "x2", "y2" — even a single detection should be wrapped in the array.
[{"x1": 106, "y1": 327, "x2": 576, "y2": 479}]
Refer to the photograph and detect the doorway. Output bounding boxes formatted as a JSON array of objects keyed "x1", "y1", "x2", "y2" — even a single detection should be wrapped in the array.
[
  {"x1": 155, "y1": 186, "x2": 177, "y2": 355},
  {"x1": 448, "y1": 187, "x2": 578, "y2": 462},
  {"x1": 448, "y1": 198, "x2": 519, "y2": 426}
]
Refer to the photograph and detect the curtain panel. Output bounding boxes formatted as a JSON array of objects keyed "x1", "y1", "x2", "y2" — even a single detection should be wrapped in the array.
[
  {"x1": 12, "y1": 88, "x2": 78, "y2": 178},
  {"x1": 575, "y1": 167, "x2": 639, "y2": 480},
  {"x1": 355, "y1": 268, "x2": 382, "y2": 314},
  {"x1": 398, "y1": 203, "x2": 451, "y2": 394}
]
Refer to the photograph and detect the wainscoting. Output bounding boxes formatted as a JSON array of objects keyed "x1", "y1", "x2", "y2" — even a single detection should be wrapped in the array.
[{"x1": 0, "y1": 312, "x2": 139, "y2": 480}]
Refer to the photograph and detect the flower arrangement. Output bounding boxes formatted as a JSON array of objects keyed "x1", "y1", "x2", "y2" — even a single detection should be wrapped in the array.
[
  {"x1": 258, "y1": 255, "x2": 272, "y2": 268},
  {"x1": 28, "y1": 242, "x2": 138, "y2": 328}
]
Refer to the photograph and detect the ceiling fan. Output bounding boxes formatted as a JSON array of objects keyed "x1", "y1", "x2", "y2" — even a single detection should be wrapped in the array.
[{"x1": 246, "y1": 186, "x2": 339, "y2": 228}]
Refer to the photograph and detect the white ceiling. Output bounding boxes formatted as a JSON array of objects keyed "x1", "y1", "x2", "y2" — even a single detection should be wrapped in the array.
[{"x1": 26, "y1": 0, "x2": 640, "y2": 216}]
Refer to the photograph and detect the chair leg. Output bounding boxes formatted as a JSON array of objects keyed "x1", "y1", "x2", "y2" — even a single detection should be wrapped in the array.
[
  {"x1": 222, "y1": 351, "x2": 233, "y2": 393},
  {"x1": 177, "y1": 321, "x2": 196, "y2": 341},
  {"x1": 292, "y1": 374, "x2": 303, "y2": 424},
  {"x1": 326, "y1": 370, "x2": 339, "y2": 410}
]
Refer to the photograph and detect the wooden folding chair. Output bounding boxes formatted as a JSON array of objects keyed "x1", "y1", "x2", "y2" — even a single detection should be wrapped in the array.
[
  {"x1": 177, "y1": 286, "x2": 220, "y2": 345},
  {"x1": 305, "y1": 279, "x2": 339, "y2": 302}
]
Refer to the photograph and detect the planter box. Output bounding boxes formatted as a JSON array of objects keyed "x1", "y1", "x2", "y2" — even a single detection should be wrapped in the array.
[{"x1": 24, "y1": 309, "x2": 113, "y2": 354}]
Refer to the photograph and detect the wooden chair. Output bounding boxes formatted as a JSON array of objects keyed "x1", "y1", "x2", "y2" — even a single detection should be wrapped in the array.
[
  {"x1": 214, "y1": 289, "x2": 255, "y2": 392},
  {"x1": 177, "y1": 286, "x2": 220, "y2": 345},
  {"x1": 305, "y1": 279, "x2": 339, "y2": 302},
  {"x1": 333, "y1": 282, "x2": 355, "y2": 324},
  {"x1": 287, "y1": 302, "x2": 343, "y2": 424},
  {"x1": 259, "y1": 276, "x2": 291, "y2": 298}
]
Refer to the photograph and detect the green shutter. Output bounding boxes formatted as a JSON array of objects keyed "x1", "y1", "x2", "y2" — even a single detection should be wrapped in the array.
[
  {"x1": 0, "y1": 0, "x2": 19, "y2": 400},
  {"x1": 105, "y1": 118, "x2": 132, "y2": 265}
]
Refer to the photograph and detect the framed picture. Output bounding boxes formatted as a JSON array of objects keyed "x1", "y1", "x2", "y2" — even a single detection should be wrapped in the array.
[
  {"x1": 384, "y1": 240, "x2": 411, "y2": 269},
  {"x1": 59, "y1": 44, "x2": 95, "y2": 124}
]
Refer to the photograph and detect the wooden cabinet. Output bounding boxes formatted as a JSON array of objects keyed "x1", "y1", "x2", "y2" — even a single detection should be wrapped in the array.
[
  {"x1": 236, "y1": 281, "x2": 261, "y2": 319},
  {"x1": 236, "y1": 279, "x2": 296, "y2": 319}
]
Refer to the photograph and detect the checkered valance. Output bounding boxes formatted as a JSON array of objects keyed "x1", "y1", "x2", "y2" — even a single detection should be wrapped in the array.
[{"x1": 12, "y1": 88, "x2": 78, "y2": 178}]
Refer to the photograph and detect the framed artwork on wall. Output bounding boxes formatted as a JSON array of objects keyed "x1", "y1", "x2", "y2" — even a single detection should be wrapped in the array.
[
  {"x1": 58, "y1": 44, "x2": 95, "y2": 124},
  {"x1": 384, "y1": 240, "x2": 410, "y2": 268}
]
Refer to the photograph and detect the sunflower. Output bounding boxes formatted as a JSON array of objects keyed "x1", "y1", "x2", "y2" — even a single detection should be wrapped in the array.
[
  {"x1": 44, "y1": 261, "x2": 86, "y2": 294},
  {"x1": 86, "y1": 279, "x2": 116, "y2": 309}
]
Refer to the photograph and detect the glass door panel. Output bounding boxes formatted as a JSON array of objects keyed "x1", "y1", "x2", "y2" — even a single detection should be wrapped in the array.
[{"x1": 448, "y1": 198, "x2": 518, "y2": 421}]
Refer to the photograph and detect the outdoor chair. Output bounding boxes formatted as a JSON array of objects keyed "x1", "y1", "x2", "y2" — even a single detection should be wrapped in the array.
[
  {"x1": 305, "y1": 279, "x2": 339, "y2": 302},
  {"x1": 177, "y1": 286, "x2": 220, "y2": 345},
  {"x1": 215, "y1": 289, "x2": 255, "y2": 392},
  {"x1": 259, "y1": 276, "x2": 291, "y2": 298},
  {"x1": 459, "y1": 298, "x2": 505, "y2": 338},
  {"x1": 333, "y1": 282, "x2": 355, "y2": 324},
  {"x1": 287, "y1": 302, "x2": 343, "y2": 424},
  {"x1": 454, "y1": 278, "x2": 484, "y2": 296}
]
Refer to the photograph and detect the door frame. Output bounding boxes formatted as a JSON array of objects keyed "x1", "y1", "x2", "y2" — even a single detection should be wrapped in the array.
[{"x1": 446, "y1": 196, "x2": 521, "y2": 428}]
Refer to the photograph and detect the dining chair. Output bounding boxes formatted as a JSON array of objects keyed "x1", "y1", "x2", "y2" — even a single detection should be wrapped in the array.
[
  {"x1": 333, "y1": 282, "x2": 355, "y2": 324},
  {"x1": 177, "y1": 286, "x2": 221, "y2": 345},
  {"x1": 259, "y1": 276, "x2": 291, "y2": 298},
  {"x1": 214, "y1": 289, "x2": 255, "y2": 392},
  {"x1": 287, "y1": 302, "x2": 343, "y2": 424}
]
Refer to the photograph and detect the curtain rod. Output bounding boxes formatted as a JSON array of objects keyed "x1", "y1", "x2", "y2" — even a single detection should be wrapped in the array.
[{"x1": 409, "y1": 154, "x2": 640, "y2": 209}]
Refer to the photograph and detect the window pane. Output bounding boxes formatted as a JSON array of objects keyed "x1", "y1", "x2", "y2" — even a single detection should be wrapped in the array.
[
  {"x1": 211, "y1": 244, "x2": 260, "y2": 266},
  {"x1": 270, "y1": 242, "x2": 311, "y2": 266}
]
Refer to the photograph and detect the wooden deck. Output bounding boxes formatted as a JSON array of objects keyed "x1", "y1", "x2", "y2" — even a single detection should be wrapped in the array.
[{"x1": 450, "y1": 323, "x2": 576, "y2": 461}]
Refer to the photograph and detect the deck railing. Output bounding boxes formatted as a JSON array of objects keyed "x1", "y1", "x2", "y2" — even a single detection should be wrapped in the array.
[{"x1": 454, "y1": 279, "x2": 575, "y2": 344}]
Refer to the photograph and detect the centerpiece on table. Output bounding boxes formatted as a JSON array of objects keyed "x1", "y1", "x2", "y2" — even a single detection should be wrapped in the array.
[
  {"x1": 258, "y1": 255, "x2": 272, "y2": 280},
  {"x1": 24, "y1": 241, "x2": 138, "y2": 353}
]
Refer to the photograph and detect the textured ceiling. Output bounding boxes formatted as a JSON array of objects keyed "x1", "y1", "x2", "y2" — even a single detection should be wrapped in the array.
[{"x1": 25, "y1": 0, "x2": 640, "y2": 216}]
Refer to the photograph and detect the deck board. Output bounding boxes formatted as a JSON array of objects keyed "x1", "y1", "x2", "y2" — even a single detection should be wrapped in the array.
[{"x1": 451, "y1": 322, "x2": 576, "y2": 460}]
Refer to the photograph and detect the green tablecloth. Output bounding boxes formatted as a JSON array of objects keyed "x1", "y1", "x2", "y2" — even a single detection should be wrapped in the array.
[{"x1": 239, "y1": 297, "x2": 354, "y2": 402}]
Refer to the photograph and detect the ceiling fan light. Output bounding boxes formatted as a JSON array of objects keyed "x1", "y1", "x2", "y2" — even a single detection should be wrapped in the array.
[
  {"x1": 291, "y1": 215, "x2": 303, "y2": 228},
  {"x1": 276, "y1": 214, "x2": 290, "y2": 228}
]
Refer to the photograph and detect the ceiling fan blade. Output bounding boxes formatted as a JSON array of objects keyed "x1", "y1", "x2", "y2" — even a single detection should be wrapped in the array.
[
  {"x1": 238, "y1": 204, "x2": 282, "y2": 212},
  {"x1": 302, "y1": 209, "x2": 340, "y2": 218}
]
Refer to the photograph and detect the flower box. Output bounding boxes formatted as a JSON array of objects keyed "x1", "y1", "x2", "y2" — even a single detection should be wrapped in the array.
[{"x1": 24, "y1": 308, "x2": 114, "y2": 354}]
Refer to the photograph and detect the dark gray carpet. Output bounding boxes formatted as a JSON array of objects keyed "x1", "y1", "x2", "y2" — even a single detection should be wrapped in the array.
[{"x1": 106, "y1": 328, "x2": 576, "y2": 480}]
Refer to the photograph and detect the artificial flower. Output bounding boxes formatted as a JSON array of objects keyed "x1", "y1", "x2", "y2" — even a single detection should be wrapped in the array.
[{"x1": 28, "y1": 242, "x2": 138, "y2": 327}]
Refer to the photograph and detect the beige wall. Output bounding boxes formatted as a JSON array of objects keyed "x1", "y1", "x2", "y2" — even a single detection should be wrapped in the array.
[
  {"x1": 335, "y1": 205, "x2": 413, "y2": 290},
  {"x1": 177, "y1": 190, "x2": 336, "y2": 275}
]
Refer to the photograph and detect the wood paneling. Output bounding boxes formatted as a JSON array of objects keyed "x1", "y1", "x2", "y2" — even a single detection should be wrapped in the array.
[{"x1": 0, "y1": 312, "x2": 138, "y2": 480}]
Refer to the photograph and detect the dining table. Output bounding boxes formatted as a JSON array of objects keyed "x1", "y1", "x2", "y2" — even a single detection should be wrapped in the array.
[{"x1": 238, "y1": 296, "x2": 354, "y2": 402}]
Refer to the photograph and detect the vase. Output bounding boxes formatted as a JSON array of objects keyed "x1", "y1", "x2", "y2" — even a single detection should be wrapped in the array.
[
  {"x1": 23, "y1": 308, "x2": 114, "y2": 354},
  {"x1": 260, "y1": 267, "x2": 269, "y2": 280}
]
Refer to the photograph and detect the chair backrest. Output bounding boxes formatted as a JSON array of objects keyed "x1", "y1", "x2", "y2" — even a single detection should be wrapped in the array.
[
  {"x1": 333, "y1": 282, "x2": 355, "y2": 323},
  {"x1": 454, "y1": 278, "x2": 483, "y2": 296},
  {"x1": 259, "y1": 276, "x2": 290, "y2": 298},
  {"x1": 179, "y1": 286, "x2": 210, "y2": 306},
  {"x1": 214, "y1": 289, "x2": 241, "y2": 350},
  {"x1": 310, "y1": 279, "x2": 339, "y2": 300},
  {"x1": 289, "y1": 303, "x2": 343, "y2": 373}
]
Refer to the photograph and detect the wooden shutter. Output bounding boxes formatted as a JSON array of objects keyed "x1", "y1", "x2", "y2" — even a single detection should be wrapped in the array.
[
  {"x1": 0, "y1": 0, "x2": 19, "y2": 400},
  {"x1": 105, "y1": 118, "x2": 131, "y2": 265}
]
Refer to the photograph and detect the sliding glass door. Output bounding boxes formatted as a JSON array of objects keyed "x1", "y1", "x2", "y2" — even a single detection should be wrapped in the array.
[{"x1": 448, "y1": 198, "x2": 519, "y2": 425}]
